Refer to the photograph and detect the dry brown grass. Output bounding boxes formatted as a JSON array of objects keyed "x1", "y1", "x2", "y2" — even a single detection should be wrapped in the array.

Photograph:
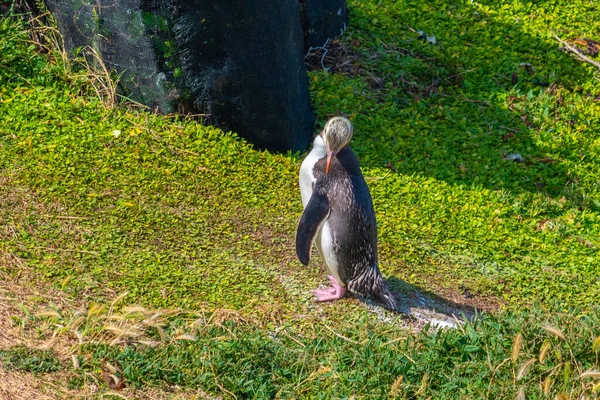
[
  {"x1": 0, "y1": 367, "x2": 219, "y2": 399},
  {"x1": 68, "y1": 44, "x2": 121, "y2": 110},
  {"x1": 0, "y1": 249, "x2": 221, "y2": 399},
  {"x1": 0, "y1": 274, "x2": 246, "y2": 399},
  {"x1": 17, "y1": 4, "x2": 120, "y2": 110},
  {"x1": 0, "y1": 283, "x2": 24, "y2": 349},
  {"x1": 0, "y1": 368, "x2": 58, "y2": 400}
]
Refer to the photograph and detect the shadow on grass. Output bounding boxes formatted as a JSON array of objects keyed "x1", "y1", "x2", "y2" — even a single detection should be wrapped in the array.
[
  {"x1": 352, "y1": 275, "x2": 482, "y2": 329},
  {"x1": 312, "y1": 0, "x2": 599, "y2": 207},
  {"x1": 389, "y1": 276, "x2": 479, "y2": 325}
]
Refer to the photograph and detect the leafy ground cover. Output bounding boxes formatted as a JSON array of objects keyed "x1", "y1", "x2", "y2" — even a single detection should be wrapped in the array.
[{"x1": 1, "y1": 0, "x2": 600, "y2": 398}]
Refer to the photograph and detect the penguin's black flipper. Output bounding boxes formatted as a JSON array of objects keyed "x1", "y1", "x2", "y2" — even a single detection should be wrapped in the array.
[{"x1": 296, "y1": 189, "x2": 329, "y2": 265}]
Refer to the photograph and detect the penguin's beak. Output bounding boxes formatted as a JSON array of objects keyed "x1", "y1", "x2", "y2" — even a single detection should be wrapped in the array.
[{"x1": 325, "y1": 149, "x2": 334, "y2": 174}]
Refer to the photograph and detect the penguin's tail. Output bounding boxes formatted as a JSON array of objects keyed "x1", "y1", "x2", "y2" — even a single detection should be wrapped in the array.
[
  {"x1": 377, "y1": 283, "x2": 398, "y2": 312},
  {"x1": 347, "y1": 267, "x2": 399, "y2": 311}
]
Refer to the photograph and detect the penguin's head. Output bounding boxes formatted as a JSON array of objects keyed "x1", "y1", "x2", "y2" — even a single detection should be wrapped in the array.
[{"x1": 320, "y1": 116, "x2": 353, "y2": 173}]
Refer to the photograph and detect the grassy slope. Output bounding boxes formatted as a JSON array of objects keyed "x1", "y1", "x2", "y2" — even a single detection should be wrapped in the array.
[
  {"x1": 1, "y1": 0, "x2": 600, "y2": 398},
  {"x1": 311, "y1": 0, "x2": 600, "y2": 308}
]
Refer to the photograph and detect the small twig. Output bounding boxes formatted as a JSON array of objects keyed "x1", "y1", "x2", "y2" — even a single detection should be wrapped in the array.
[
  {"x1": 117, "y1": 94, "x2": 150, "y2": 110},
  {"x1": 377, "y1": 336, "x2": 405, "y2": 349},
  {"x1": 162, "y1": 113, "x2": 208, "y2": 119},
  {"x1": 461, "y1": 98, "x2": 491, "y2": 106},
  {"x1": 321, "y1": 322, "x2": 363, "y2": 345},
  {"x1": 3, "y1": 66, "x2": 33, "y2": 86},
  {"x1": 441, "y1": 67, "x2": 477, "y2": 84},
  {"x1": 305, "y1": 38, "x2": 331, "y2": 72},
  {"x1": 487, "y1": 357, "x2": 511, "y2": 398},
  {"x1": 42, "y1": 215, "x2": 89, "y2": 220},
  {"x1": 499, "y1": 125, "x2": 523, "y2": 133},
  {"x1": 330, "y1": 60, "x2": 353, "y2": 71},
  {"x1": 177, "y1": 148, "x2": 200, "y2": 156},
  {"x1": 35, "y1": 247, "x2": 99, "y2": 255},
  {"x1": 210, "y1": 363, "x2": 237, "y2": 399},
  {"x1": 553, "y1": 32, "x2": 600, "y2": 70},
  {"x1": 381, "y1": 42, "x2": 414, "y2": 56},
  {"x1": 452, "y1": 314, "x2": 467, "y2": 335},
  {"x1": 281, "y1": 329, "x2": 306, "y2": 348}
]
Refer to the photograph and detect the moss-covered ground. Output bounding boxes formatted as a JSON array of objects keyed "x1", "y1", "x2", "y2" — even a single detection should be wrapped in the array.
[{"x1": 1, "y1": 1, "x2": 600, "y2": 398}]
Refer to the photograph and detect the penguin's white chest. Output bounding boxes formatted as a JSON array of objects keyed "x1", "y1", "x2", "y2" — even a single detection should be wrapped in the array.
[
  {"x1": 319, "y1": 221, "x2": 342, "y2": 285},
  {"x1": 299, "y1": 135, "x2": 326, "y2": 207},
  {"x1": 299, "y1": 159, "x2": 316, "y2": 208},
  {"x1": 298, "y1": 135, "x2": 342, "y2": 285}
]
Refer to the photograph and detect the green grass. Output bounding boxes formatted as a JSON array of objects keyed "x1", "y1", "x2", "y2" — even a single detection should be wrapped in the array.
[
  {"x1": 310, "y1": 0, "x2": 600, "y2": 308},
  {"x1": 86, "y1": 310, "x2": 600, "y2": 398},
  {"x1": 0, "y1": 346, "x2": 62, "y2": 373},
  {"x1": 40, "y1": 306, "x2": 600, "y2": 398},
  {"x1": 1, "y1": 0, "x2": 600, "y2": 397}
]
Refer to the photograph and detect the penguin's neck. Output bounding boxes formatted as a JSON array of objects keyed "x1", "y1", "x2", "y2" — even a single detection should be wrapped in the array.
[
  {"x1": 309, "y1": 134, "x2": 327, "y2": 159},
  {"x1": 299, "y1": 134, "x2": 327, "y2": 207}
]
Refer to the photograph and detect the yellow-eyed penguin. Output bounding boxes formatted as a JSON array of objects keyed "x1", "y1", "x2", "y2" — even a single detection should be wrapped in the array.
[{"x1": 296, "y1": 117, "x2": 397, "y2": 310}]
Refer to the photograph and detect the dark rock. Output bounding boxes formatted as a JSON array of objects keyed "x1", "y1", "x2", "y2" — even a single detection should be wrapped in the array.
[
  {"x1": 45, "y1": 0, "x2": 174, "y2": 113},
  {"x1": 172, "y1": 0, "x2": 314, "y2": 151},
  {"x1": 41, "y1": 0, "x2": 315, "y2": 151},
  {"x1": 301, "y1": 0, "x2": 348, "y2": 49}
]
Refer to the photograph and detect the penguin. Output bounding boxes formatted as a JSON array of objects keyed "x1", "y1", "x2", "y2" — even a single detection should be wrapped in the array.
[{"x1": 296, "y1": 116, "x2": 397, "y2": 311}]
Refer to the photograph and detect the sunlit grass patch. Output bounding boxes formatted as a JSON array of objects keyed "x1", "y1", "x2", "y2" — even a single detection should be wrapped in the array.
[{"x1": 1, "y1": 1, "x2": 600, "y2": 397}]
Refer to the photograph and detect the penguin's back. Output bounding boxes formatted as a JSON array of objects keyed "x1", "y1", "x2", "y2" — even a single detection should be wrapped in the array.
[{"x1": 313, "y1": 147, "x2": 378, "y2": 284}]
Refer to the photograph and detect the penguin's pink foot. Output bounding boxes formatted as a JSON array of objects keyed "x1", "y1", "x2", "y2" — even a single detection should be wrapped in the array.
[{"x1": 314, "y1": 275, "x2": 347, "y2": 302}]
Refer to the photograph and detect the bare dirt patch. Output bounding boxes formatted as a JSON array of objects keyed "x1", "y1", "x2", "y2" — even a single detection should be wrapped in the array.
[{"x1": 305, "y1": 37, "x2": 362, "y2": 76}]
